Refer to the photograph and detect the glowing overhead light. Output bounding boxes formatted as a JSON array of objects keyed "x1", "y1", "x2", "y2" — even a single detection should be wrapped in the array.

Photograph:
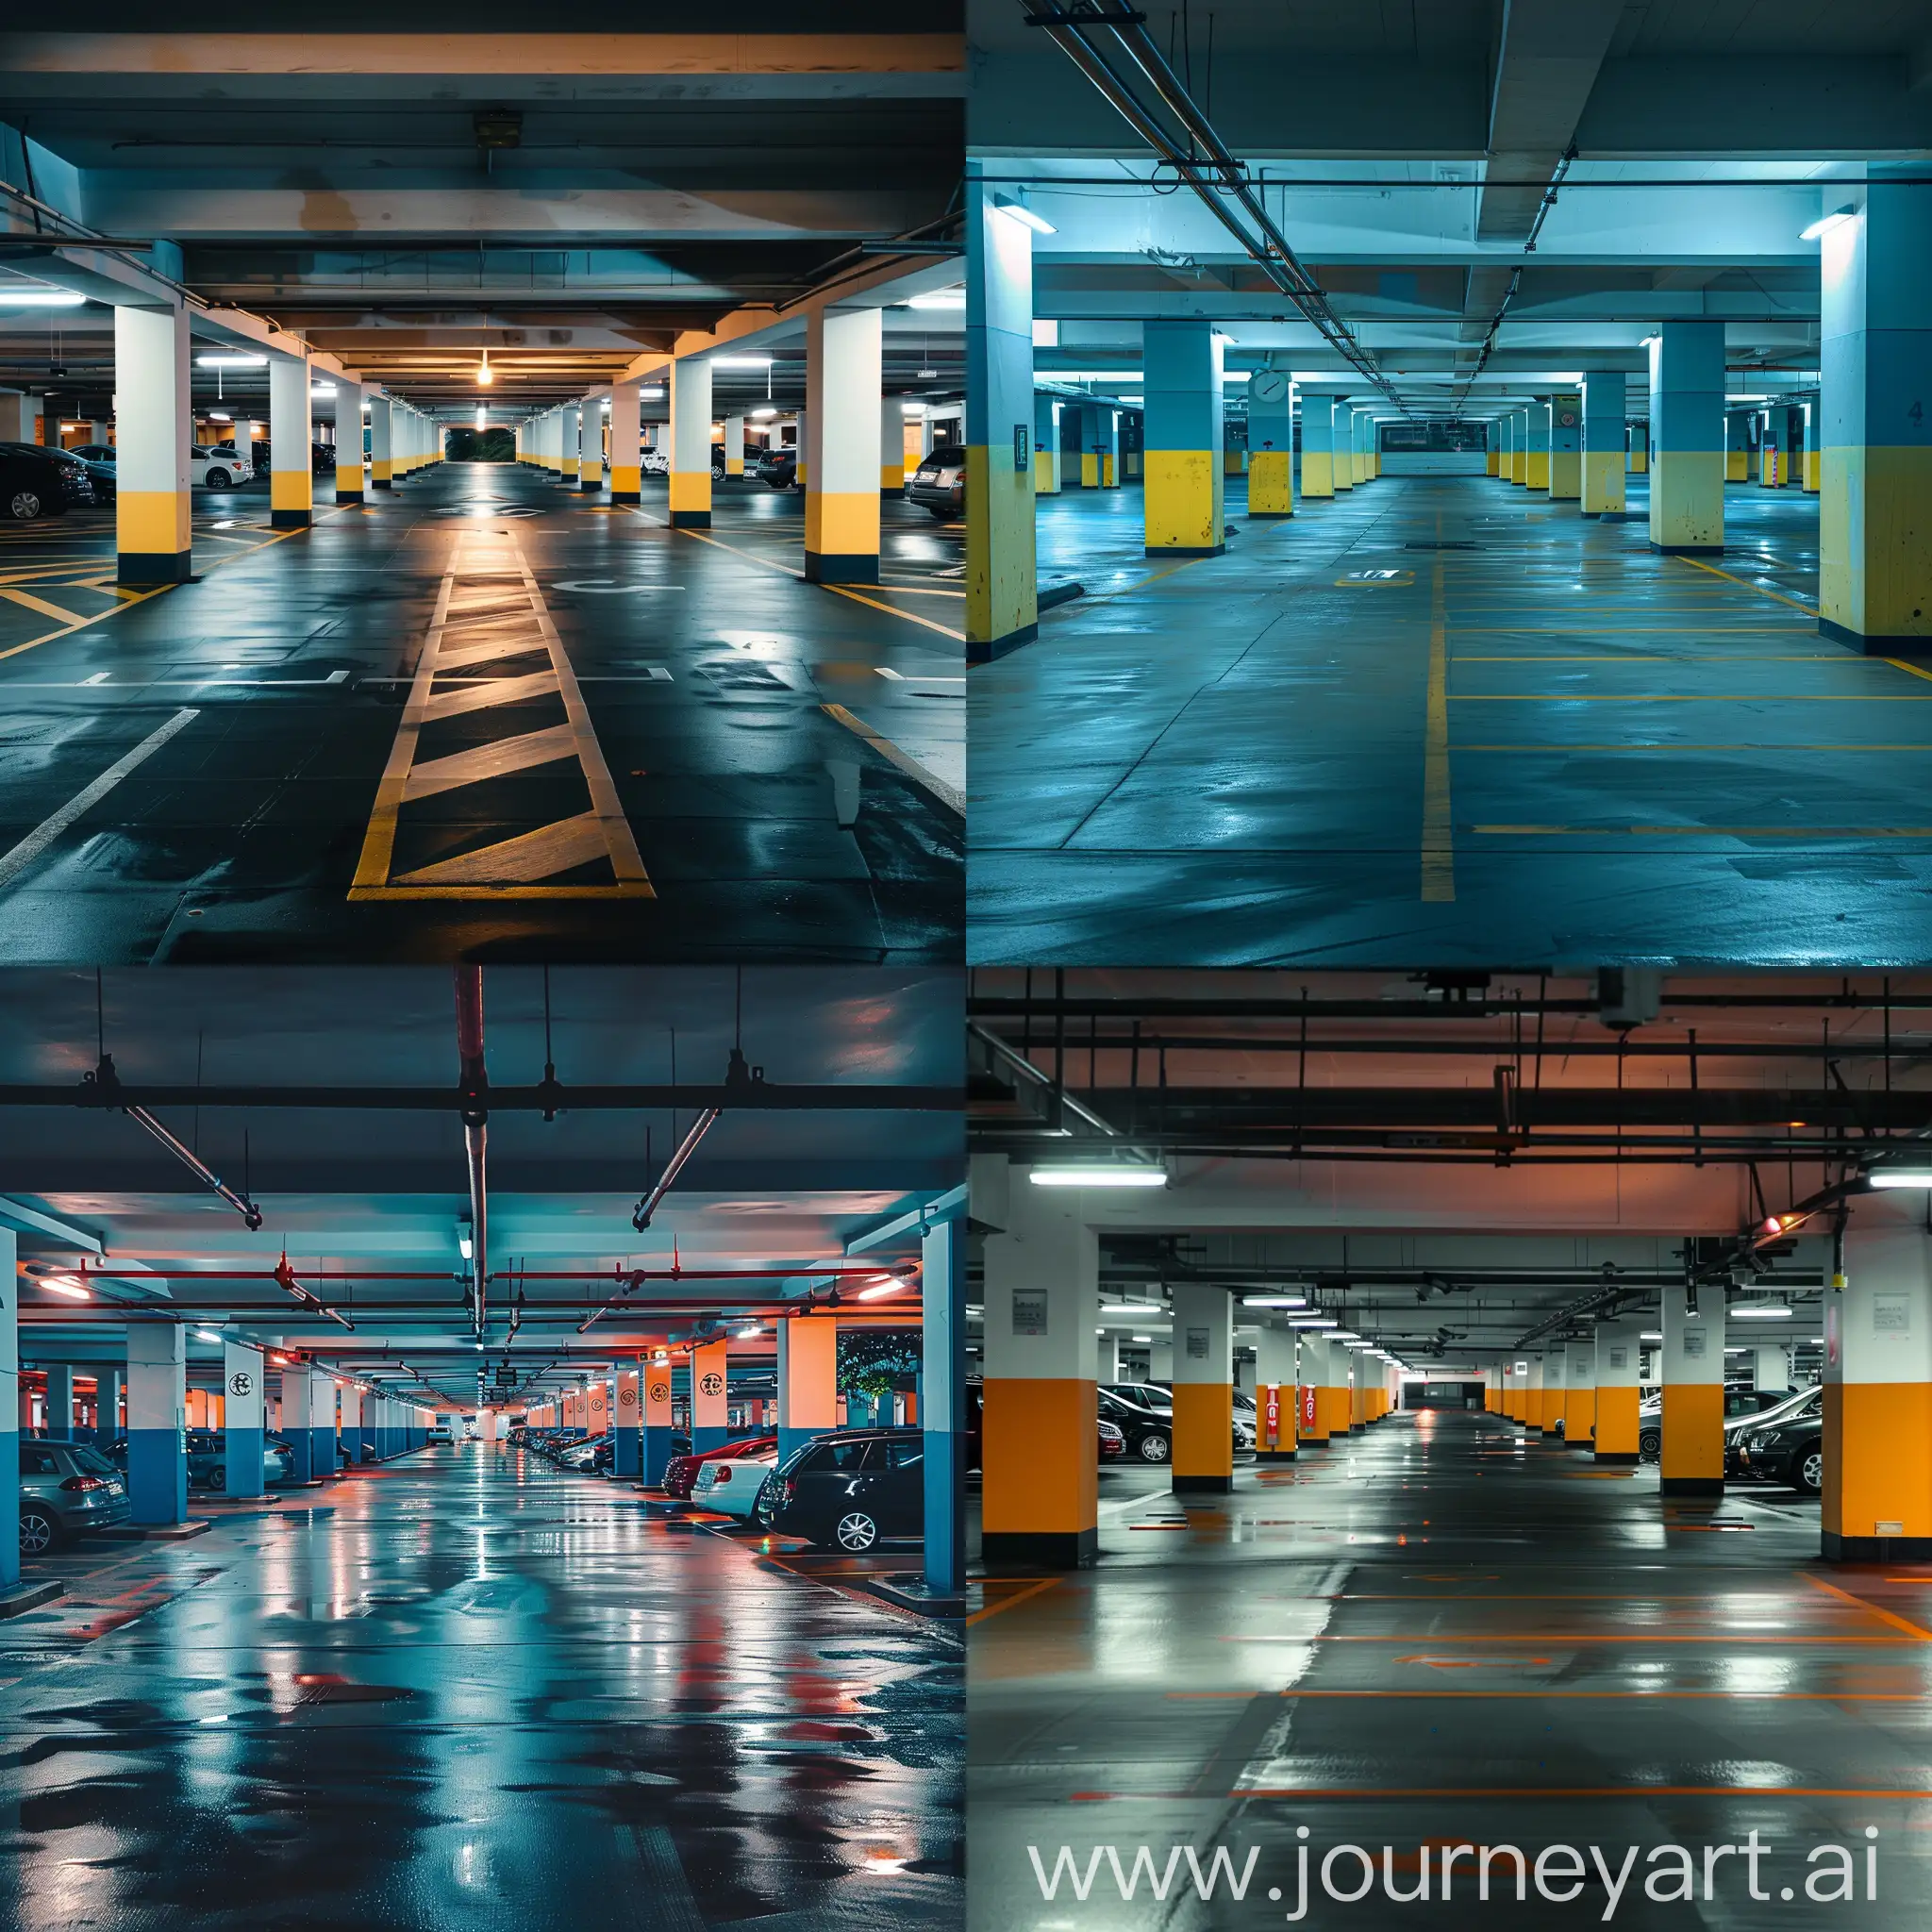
[
  {"x1": 1131, "y1": 1334, "x2": 1153, "y2": 1342},
  {"x1": 0, "y1": 288, "x2": 84, "y2": 307},
  {"x1": 1802, "y1": 205, "x2": 1857, "y2": 242},
  {"x1": 193, "y1": 1328, "x2": 225, "y2": 1344},
  {"x1": 458, "y1": 1231, "x2": 474, "y2": 1260},
  {"x1": 751, "y1": 406, "x2": 778, "y2": 419},
  {"x1": 993, "y1": 197, "x2": 1057, "y2": 235},
  {"x1": 1731, "y1": 1305, "x2": 1792, "y2": 1319},
  {"x1": 858, "y1": 1281, "x2": 909, "y2": 1301},
  {"x1": 1867, "y1": 1167, "x2": 1932, "y2": 1188},
  {"x1": 39, "y1": 1276, "x2": 90, "y2": 1301},
  {"x1": 197, "y1": 354, "x2": 266, "y2": 369},
  {"x1": 714, "y1": 356, "x2": 772, "y2": 371},
  {"x1": 1291, "y1": 1317, "x2": 1339, "y2": 1329},
  {"x1": 1027, "y1": 1162, "x2": 1166, "y2": 1188},
  {"x1": 902, "y1": 401, "x2": 927, "y2": 415},
  {"x1": 1241, "y1": 1295, "x2": 1307, "y2": 1308},
  {"x1": 1101, "y1": 1300, "x2": 1158, "y2": 1314},
  {"x1": 641, "y1": 386, "x2": 665, "y2": 400},
  {"x1": 1640, "y1": 1332, "x2": 1663, "y2": 1342},
  {"x1": 208, "y1": 411, "x2": 231, "y2": 422},
  {"x1": 735, "y1": 1323, "x2": 763, "y2": 1339},
  {"x1": 908, "y1": 289, "x2": 966, "y2": 310}
]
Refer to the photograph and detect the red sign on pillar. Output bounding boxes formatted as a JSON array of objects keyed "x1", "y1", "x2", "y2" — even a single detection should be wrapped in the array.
[
  {"x1": 1298, "y1": 1383, "x2": 1318, "y2": 1431},
  {"x1": 1260, "y1": 1385, "x2": 1281, "y2": 1448}
]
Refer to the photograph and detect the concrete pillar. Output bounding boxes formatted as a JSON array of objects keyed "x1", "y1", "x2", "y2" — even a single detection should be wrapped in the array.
[
  {"x1": 586, "y1": 1379, "x2": 609, "y2": 1437},
  {"x1": 127, "y1": 1324, "x2": 188, "y2": 1525},
  {"x1": 923, "y1": 1215, "x2": 966, "y2": 1595},
  {"x1": 1802, "y1": 400, "x2": 1820, "y2": 492},
  {"x1": 113, "y1": 303, "x2": 192, "y2": 586},
  {"x1": 43, "y1": 1365, "x2": 75, "y2": 1441},
  {"x1": 1322, "y1": 1335, "x2": 1357, "y2": 1439},
  {"x1": 669, "y1": 358, "x2": 712, "y2": 528},
  {"x1": 263, "y1": 356, "x2": 314, "y2": 532},
  {"x1": 722, "y1": 412, "x2": 745, "y2": 480},
  {"x1": 1525, "y1": 1352, "x2": 1546, "y2": 1429},
  {"x1": 1247, "y1": 378, "x2": 1294, "y2": 518},
  {"x1": 1525, "y1": 402, "x2": 1552, "y2": 492},
  {"x1": 1824, "y1": 1222, "x2": 1932, "y2": 1559},
  {"x1": 1725, "y1": 410, "x2": 1751, "y2": 483},
  {"x1": 613, "y1": 1368, "x2": 641, "y2": 1477},
  {"x1": 1096, "y1": 407, "x2": 1121, "y2": 487},
  {"x1": 1593, "y1": 1320, "x2": 1641, "y2": 1462},
  {"x1": 332, "y1": 379, "x2": 365, "y2": 506},
  {"x1": 1496, "y1": 412, "x2": 1513, "y2": 483},
  {"x1": 338, "y1": 1383, "x2": 368, "y2": 1462},
  {"x1": 776, "y1": 1317, "x2": 838, "y2": 1468},
  {"x1": 1353, "y1": 409, "x2": 1373, "y2": 484},
  {"x1": 1510, "y1": 408, "x2": 1530, "y2": 485},
  {"x1": 1061, "y1": 404, "x2": 1089, "y2": 488},
  {"x1": 608, "y1": 380, "x2": 641, "y2": 505},
  {"x1": 642, "y1": 1359, "x2": 676, "y2": 1483},
  {"x1": 979, "y1": 1174, "x2": 1098, "y2": 1566},
  {"x1": 1171, "y1": 1283, "x2": 1233, "y2": 1493},
  {"x1": 1660, "y1": 1281, "x2": 1724, "y2": 1496},
  {"x1": 280, "y1": 1368, "x2": 316, "y2": 1483},
  {"x1": 879, "y1": 398, "x2": 906, "y2": 494},
  {"x1": 1753, "y1": 1341, "x2": 1791, "y2": 1393},
  {"x1": 1582, "y1": 372, "x2": 1626, "y2": 516},
  {"x1": 691, "y1": 1339, "x2": 728, "y2": 1452},
  {"x1": 578, "y1": 402, "x2": 604, "y2": 492},
  {"x1": 1299, "y1": 395, "x2": 1335, "y2": 500},
  {"x1": 1647, "y1": 321, "x2": 1724, "y2": 554},
  {"x1": 1331, "y1": 405, "x2": 1356, "y2": 493},
  {"x1": 1031, "y1": 391, "x2": 1060, "y2": 495},
  {"x1": 1564, "y1": 1337, "x2": 1596, "y2": 1446},
  {"x1": 0, "y1": 1229, "x2": 14, "y2": 1591},
  {"x1": 804, "y1": 304, "x2": 883, "y2": 583},
  {"x1": 222, "y1": 1341, "x2": 265, "y2": 1499},
  {"x1": 793, "y1": 408, "x2": 808, "y2": 487},
  {"x1": 1548, "y1": 392, "x2": 1582, "y2": 500},
  {"x1": 1142, "y1": 320, "x2": 1224, "y2": 554},
  {"x1": 1296, "y1": 1336, "x2": 1330, "y2": 1444},
  {"x1": 368, "y1": 394, "x2": 393, "y2": 490},
  {"x1": 1348, "y1": 1348, "x2": 1369, "y2": 1429},
  {"x1": 97, "y1": 1368, "x2": 124, "y2": 1443},
  {"x1": 1253, "y1": 1324, "x2": 1297, "y2": 1461}
]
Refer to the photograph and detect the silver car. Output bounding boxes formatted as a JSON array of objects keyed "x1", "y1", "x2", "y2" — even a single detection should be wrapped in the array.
[{"x1": 19, "y1": 1440, "x2": 130, "y2": 1554}]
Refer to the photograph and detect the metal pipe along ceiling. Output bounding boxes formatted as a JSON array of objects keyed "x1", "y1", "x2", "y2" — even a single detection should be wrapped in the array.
[{"x1": 455, "y1": 966, "x2": 489, "y2": 1340}]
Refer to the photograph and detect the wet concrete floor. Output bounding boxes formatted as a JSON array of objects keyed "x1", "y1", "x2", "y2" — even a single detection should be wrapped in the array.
[
  {"x1": 968, "y1": 1409, "x2": 1931, "y2": 1930},
  {"x1": 966, "y1": 475, "x2": 1932, "y2": 966},
  {"x1": 0, "y1": 1441, "x2": 962, "y2": 1928},
  {"x1": 0, "y1": 467, "x2": 962, "y2": 963}
]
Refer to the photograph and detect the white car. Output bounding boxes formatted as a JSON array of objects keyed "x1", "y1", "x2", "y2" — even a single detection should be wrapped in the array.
[
  {"x1": 425, "y1": 1424, "x2": 455, "y2": 1445},
  {"x1": 191, "y1": 444, "x2": 254, "y2": 489},
  {"x1": 691, "y1": 1451, "x2": 777, "y2": 1520},
  {"x1": 640, "y1": 447, "x2": 670, "y2": 476}
]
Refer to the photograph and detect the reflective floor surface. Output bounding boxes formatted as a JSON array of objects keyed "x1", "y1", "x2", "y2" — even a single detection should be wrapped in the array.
[
  {"x1": 0, "y1": 1441, "x2": 962, "y2": 1929},
  {"x1": 965, "y1": 475, "x2": 1932, "y2": 966},
  {"x1": 0, "y1": 467, "x2": 963, "y2": 963},
  {"x1": 968, "y1": 1409, "x2": 1931, "y2": 1930}
]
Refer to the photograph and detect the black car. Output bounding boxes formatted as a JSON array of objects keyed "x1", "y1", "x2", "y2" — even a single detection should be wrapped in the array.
[
  {"x1": 1098, "y1": 1387, "x2": 1172, "y2": 1464},
  {"x1": 1738, "y1": 1408, "x2": 1824, "y2": 1493},
  {"x1": 755, "y1": 1426, "x2": 923, "y2": 1551},
  {"x1": 905, "y1": 444, "x2": 964, "y2": 520},
  {"x1": 1, "y1": 441, "x2": 95, "y2": 520},
  {"x1": 753, "y1": 446, "x2": 797, "y2": 490},
  {"x1": 68, "y1": 442, "x2": 119, "y2": 502}
]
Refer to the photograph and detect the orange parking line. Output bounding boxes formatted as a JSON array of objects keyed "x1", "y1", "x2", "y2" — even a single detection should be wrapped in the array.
[
  {"x1": 1803, "y1": 1572, "x2": 1932, "y2": 1641},
  {"x1": 967, "y1": 1577, "x2": 1060, "y2": 1626}
]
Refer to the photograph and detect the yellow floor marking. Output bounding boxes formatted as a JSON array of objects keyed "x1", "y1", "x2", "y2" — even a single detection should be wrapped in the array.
[
  {"x1": 870, "y1": 584, "x2": 967, "y2": 599},
  {"x1": 1884, "y1": 658, "x2": 1932, "y2": 684},
  {"x1": 825, "y1": 584, "x2": 965, "y2": 641},
  {"x1": 1453, "y1": 655, "x2": 1860, "y2": 663},
  {"x1": 625, "y1": 508, "x2": 805, "y2": 579},
  {"x1": 1459, "y1": 742, "x2": 1932, "y2": 753},
  {"x1": 0, "y1": 583, "x2": 171, "y2": 661},
  {"x1": 1802, "y1": 1573, "x2": 1932, "y2": 1641},
  {"x1": 1422, "y1": 551, "x2": 1453, "y2": 902},
  {"x1": 1450, "y1": 693, "x2": 1932, "y2": 702},
  {"x1": 822, "y1": 704, "x2": 964, "y2": 814},
  {"x1": 966, "y1": 1577, "x2": 1060, "y2": 1626},
  {"x1": 401, "y1": 723, "x2": 578, "y2": 803},
  {"x1": 1474, "y1": 824, "x2": 1932, "y2": 838},
  {"x1": 350, "y1": 527, "x2": 651, "y2": 901},
  {"x1": 0, "y1": 585, "x2": 89, "y2": 625},
  {"x1": 1674, "y1": 555, "x2": 1822, "y2": 616}
]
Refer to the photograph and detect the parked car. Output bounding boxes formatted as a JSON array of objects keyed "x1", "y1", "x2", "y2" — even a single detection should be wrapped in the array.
[
  {"x1": 19, "y1": 1440, "x2": 129, "y2": 1553},
  {"x1": 1098, "y1": 1387, "x2": 1173, "y2": 1464},
  {"x1": 190, "y1": 444, "x2": 253, "y2": 489},
  {"x1": 1738, "y1": 1402, "x2": 1824, "y2": 1494},
  {"x1": 1, "y1": 441, "x2": 96, "y2": 520},
  {"x1": 1097, "y1": 1416, "x2": 1126, "y2": 1461},
  {"x1": 312, "y1": 442, "x2": 340, "y2": 474},
  {"x1": 691, "y1": 1447, "x2": 779, "y2": 1520},
  {"x1": 640, "y1": 447, "x2": 670, "y2": 477},
  {"x1": 905, "y1": 444, "x2": 964, "y2": 520},
  {"x1": 709, "y1": 443, "x2": 727, "y2": 480},
  {"x1": 1637, "y1": 1385, "x2": 1801, "y2": 1462},
  {"x1": 67, "y1": 442, "x2": 119, "y2": 501},
  {"x1": 753, "y1": 446, "x2": 796, "y2": 490},
  {"x1": 1730, "y1": 1385, "x2": 1824, "y2": 1478},
  {"x1": 425, "y1": 1424, "x2": 455, "y2": 1445},
  {"x1": 755, "y1": 1426, "x2": 923, "y2": 1551},
  {"x1": 663, "y1": 1433, "x2": 778, "y2": 1500},
  {"x1": 965, "y1": 1384, "x2": 1132, "y2": 1472}
]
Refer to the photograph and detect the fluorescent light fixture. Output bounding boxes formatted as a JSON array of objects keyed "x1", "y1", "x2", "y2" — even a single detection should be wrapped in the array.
[
  {"x1": 193, "y1": 1328, "x2": 225, "y2": 1344},
  {"x1": 1866, "y1": 1167, "x2": 1932, "y2": 1188},
  {"x1": 857, "y1": 1282, "x2": 908, "y2": 1301},
  {"x1": 735, "y1": 1323, "x2": 763, "y2": 1339},
  {"x1": 1802, "y1": 205, "x2": 1857, "y2": 242},
  {"x1": 641, "y1": 386, "x2": 665, "y2": 401},
  {"x1": 458, "y1": 1232, "x2": 475, "y2": 1260},
  {"x1": 1033, "y1": 319, "x2": 1060, "y2": 348},
  {"x1": 1241, "y1": 1294, "x2": 1307, "y2": 1308},
  {"x1": 901, "y1": 401, "x2": 926, "y2": 416},
  {"x1": 1641, "y1": 1331, "x2": 1663, "y2": 1342},
  {"x1": 1332, "y1": 1331, "x2": 1361, "y2": 1342},
  {"x1": 713, "y1": 356, "x2": 773, "y2": 371},
  {"x1": 1028, "y1": 1162, "x2": 1166, "y2": 1188},
  {"x1": 1731, "y1": 1305, "x2": 1791, "y2": 1319},
  {"x1": 197, "y1": 354, "x2": 267, "y2": 369},
  {"x1": 39, "y1": 1276, "x2": 90, "y2": 1301},
  {"x1": 751, "y1": 406, "x2": 778, "y2": 419},
  {"x1": 208, "y1": 411, "x2": 231, "y2": 422},
  {"x1": 1101, "y1": 1300, "x2": 1158, "y2": 1313},
  {"x1": 1131, "y1": 1333, "x2": 1153, "y2": 1342},
  {"x1": 0, "y1": 288, "x2": 84, "y2": 308},
  {"x1": 995, "y1": 199, "x2": 1057, "y2": 235},
  {"x1": 908, "y1": 290, "x2": 967, "y2": 310},
  {"x1": 310, "y1": 383, "x2": 337, "y2": 396},
  {"x1": 1291, "y1": 1317, "x2": 1339, "y2": 1329}
]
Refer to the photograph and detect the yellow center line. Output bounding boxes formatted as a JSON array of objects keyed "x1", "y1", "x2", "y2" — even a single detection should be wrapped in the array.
[
  {"x1": 1422, "y1": 550, "x2": 1453, "y2": 903},
  {"x1": 824, "y1": 584, "x2": 965, "y2": 641},
  {"x1": 821, "y1": 703, "x2": 963, "y2": 815},
  {"x1": 1674, "y1": 554, "x2": 1823, "y2": 617}
]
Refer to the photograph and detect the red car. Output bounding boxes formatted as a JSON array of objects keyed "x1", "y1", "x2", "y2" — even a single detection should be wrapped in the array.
[{"x1": 662, "y1": 1434, "x2": 777, "y2": 1499}]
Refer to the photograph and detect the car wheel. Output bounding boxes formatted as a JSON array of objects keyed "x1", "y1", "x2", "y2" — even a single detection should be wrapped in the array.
[
  {"x1": 1138, "y1": 1431, "x2": 1171, "y2": 1464},
  {"x1": 1639, "y1": 1428, "x2": 1661, "y2": 1461},
  {"x1": 208, "y1": 1467, "x2": 226, "y2": 1492},
  {"x1": 8, "y1": 490, "x2": 43, "y2": 521},
  {"x1": 18, "y1": 1507, "x2": 58, "y2": 1557},
  {"x1": 1797, "y1": 1449, "x2": 1824, "y2": 1495},
  {"x1": 832, "y1": 1510, "x2": 880, "y2": 1553}
]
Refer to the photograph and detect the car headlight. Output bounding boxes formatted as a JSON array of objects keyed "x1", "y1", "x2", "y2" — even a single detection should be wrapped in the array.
[{"x1": 1747, "y1": 1432, "x2": 1777, "y2": 1453}]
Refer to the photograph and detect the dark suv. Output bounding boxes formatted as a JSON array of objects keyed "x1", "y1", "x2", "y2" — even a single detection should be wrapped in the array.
[
  {"x1": 755, "y1": 1426, "x2": 923, "y2": 1551},
  {"x1": 1, "y1": 442, "x2": 96, "y2": 520},
  {"x1": 753, "y1": 446, "x2": 797, "y2": 490},
  {"x1": 905, "y1": 445, "x2": 964, "y2": 520}
]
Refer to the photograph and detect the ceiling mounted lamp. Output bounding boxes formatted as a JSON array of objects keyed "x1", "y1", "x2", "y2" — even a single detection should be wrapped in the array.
[
  {"x1": 1028, "y1": 1157, "x2": 1166, "y2": 1189},
  {"x1": 38, "y1": 1274, "x2": 90, "y2": 1301},
  {"x1": 1865, "y1": 1165, "x2": 1932, "y2": 1189},
  {"x1": 1801, "y1": 205, "x2": 1857, "y2": 242},
  {"x1": 477, "y1": 350, "x2": 495, "y2": 388}
]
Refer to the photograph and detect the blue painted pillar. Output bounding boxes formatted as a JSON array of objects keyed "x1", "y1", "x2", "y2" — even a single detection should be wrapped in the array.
[
  {"x1": 1525, "y1": 402, "x2": 1552, "y2": 492},
  {"x1": 1032, "y1": 391, "x2": 1060, "y2": 496},
  {"x1": 965, "y1": 165, "x2": 1040, "y2": 662},
  {"x1": 1647, "y1": 321, "x2": 1725, "y2": 554},
  {"x1": 1331, "y1": 405, "x2": 1357, "y2": 493},
  {"x1": 1819, "y1": 178, "x2": 1932, "y2": 651},
  {"x1": 223, "y1": 1340, "x2": 266, "y2": 1499},
  {"x1": 613, "y1": 1369, "x2": 641, "y2": 1478},
  {"x1": 1582, "y1": 372, "x2": 1626, "y2": 516},
  {"x1": 280, "y1": 1367, "x2": 314, "y2": 1483},
  {"x1": 96, "y1": 1368, "x2": 124, "y2": 1446},
  {"x1": 691, "y1": 1340, "x2": 729, "y2": 1454},
  {"x1": 1141, "y1": 319, "x2": 1224, "y2": 554},
  {"x1": 43, "y1": 1364, "x2": 75, "y2": 1441},
  {"x1": 127, "y1": 1324, "x2": 187, "y2": 1526},
  {"x1": 1060, "y1": 402, "x2": 1087, "y2": 488},
  {"x1": 641, "y1": 1359, "x2": 677, "y2": 1486},
  {"x1": 776, "y1": 1315, "x2": 838, "y2": 1468},
  {"x1": 1094, "y1": 406, "x2": 1121, "y2": 488},
  {"x1": 923, "y1": 1214, "x2": 966, "y2": 1595},
  {"x1": 1298, "y1": 394, "x2": 1335, "y2": 499},
  {"x1": 0, "y1": 1229, "x2": 18, "y2": 1590}
]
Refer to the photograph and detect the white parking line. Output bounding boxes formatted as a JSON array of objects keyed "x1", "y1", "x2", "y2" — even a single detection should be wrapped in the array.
[{"x1": 0, "y1": 708, "x2": 200, "y2": 889}]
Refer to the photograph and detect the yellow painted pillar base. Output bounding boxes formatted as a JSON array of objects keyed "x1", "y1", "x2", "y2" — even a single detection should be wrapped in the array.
[
  {"x1": 1143, "y1": 448, "x2": 1224, "y2": 555},
  {"x1": 1823, "y1": 1383, "x2": 1932, "y2": 1559},
  {"x1": 982, "y1": 1379, "x2": 1097, "y2": 1565},
  {"x1": 1173, "y1": 1383, "x2": 1234, "y2": 1493},
  {"x1": 1247, "y1": 449, "x2": 1293, "y2": 517},
  {"x1": 1659, "y1": 1383, "x2": 1724, "y2": 1495},
  {"x1": 1594, "y1": 1385, "x2": 1640, "y2": 1461},
  {"x1": 805, "y1": 488, "x2": 881, "y2": 585}
]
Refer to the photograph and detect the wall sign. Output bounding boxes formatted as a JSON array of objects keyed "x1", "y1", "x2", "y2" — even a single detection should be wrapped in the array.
[
  {"x1": 1874, "y1": 1292, "x2": 1911, "y2": 1336},
  {"x1": 1013, "y1": 424, "x2": 1029, "y2": 471},
  {"x1": 1185, "y1": 1325, "x2": 1209, "y2": 1360},
  {"x1": 1683, "y1": 1327, "x2": 1707, "y2": 1357},
  {"x1": 1012, "y1": 1291, "x2": 1048, "y2": 1336}
]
